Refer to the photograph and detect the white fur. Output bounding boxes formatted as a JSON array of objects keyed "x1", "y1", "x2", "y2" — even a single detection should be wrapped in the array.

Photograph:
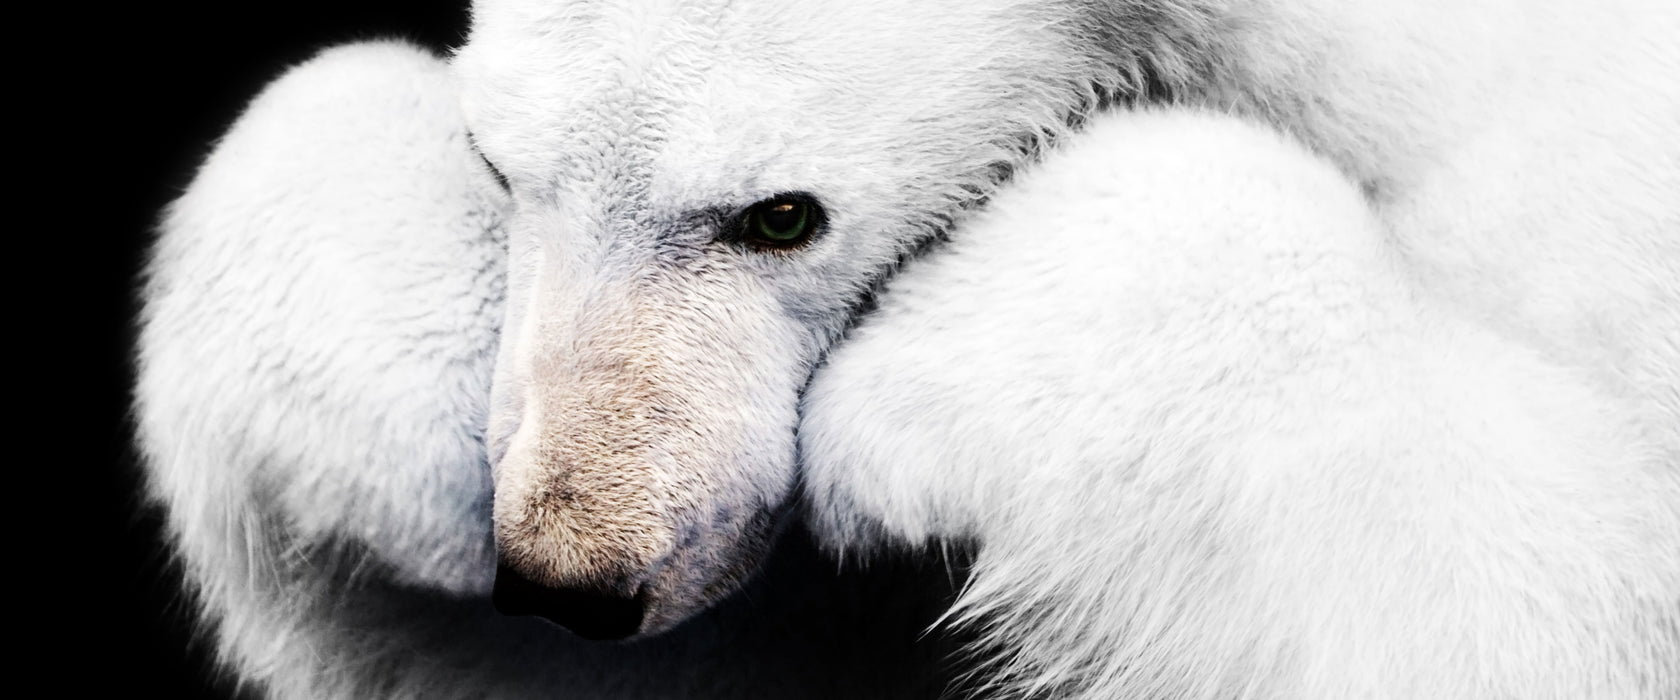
[
  {"x1": 136, "y1": 40, "x2": 506, "y2": 695},
  {"x1": 452, "y1": 0, "x2": 1680, "y2": 619},
  {"x1": 802, "y1": 110, "x2": 1680, "y2": 699},
  {"x1": 138, "y1": 36, "x2": 504, "y2": 648},
  {"x1": 136, "y1": 42, "x2": 962, "y2": 698},
  {"x1": 138, "y1": 0, "x2": 1680, "y2": 696}
]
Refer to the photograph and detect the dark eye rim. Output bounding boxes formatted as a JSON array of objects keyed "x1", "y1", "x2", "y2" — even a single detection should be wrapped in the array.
[{"x1": 735, "y1": 192, "x2": 826, "y2": 251}]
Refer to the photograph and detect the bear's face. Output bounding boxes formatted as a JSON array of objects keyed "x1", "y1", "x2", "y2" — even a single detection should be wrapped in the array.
[{"x1": 455, "y1": 0, "x2": 1107, "y2": 634}]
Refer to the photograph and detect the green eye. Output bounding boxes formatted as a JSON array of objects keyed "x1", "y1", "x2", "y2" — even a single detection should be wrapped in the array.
[
  {"x1": 756, "y1": 202, "x2": 807, "y2": 240},
  {"x1": 743, "y1": 195, "x2": 823, "y2": 248}
]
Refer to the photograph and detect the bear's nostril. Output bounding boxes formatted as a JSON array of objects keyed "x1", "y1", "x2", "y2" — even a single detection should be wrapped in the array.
[{"x1": 492, "y1": 563, "x2": 646, "y2": 641}]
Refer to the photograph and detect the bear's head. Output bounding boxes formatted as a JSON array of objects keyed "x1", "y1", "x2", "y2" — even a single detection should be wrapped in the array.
[{"x1": 455, "y1": 0, "x2": 1210, "y2": 637}]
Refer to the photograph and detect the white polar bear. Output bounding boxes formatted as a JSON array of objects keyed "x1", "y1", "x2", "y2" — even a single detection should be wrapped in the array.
[
  {"x1": 801, "y1": 109, "x2": 1680, "y2": 699},
  {"x1": 136, "y1": 42, "x2": 966, "y2": 699},
  {"x1": 452, "y1": 0, "x2": 1679, "y2": 637},
  {"x1": 136, "y1": 0, "x2": 1680, "y2": 696}
]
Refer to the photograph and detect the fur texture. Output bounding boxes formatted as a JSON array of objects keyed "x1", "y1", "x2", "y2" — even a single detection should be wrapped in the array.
[
  {"x1": 453, "y1": 0, "x2": 1680, "y2": 630},
  {"x1": 137, "y1": 0, "x2": 1680, "y2": 696},
  {"x1": 135, "y1": 42, "x2": 964, "y2": 698},
  {"x1": 802, "y1": 109, "x2": 1680, "y2": 699}
]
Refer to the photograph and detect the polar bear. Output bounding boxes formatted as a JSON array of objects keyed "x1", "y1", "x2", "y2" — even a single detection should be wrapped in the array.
[
  {"x1": 454, "y1": 0, "x2": 1679, "y2": 640},
  {"x1": 136, "y1": 0, "x2": 1680, "y2": 696},
  {"x1": 801, "y1": 108, "x2": 1680, "y2": 699},
  {"x1": 135, "y1": 42, "x2": 965, "y2": 699}
]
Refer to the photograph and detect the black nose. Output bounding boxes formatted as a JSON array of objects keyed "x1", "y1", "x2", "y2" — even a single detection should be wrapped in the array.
[{"x1": 492, "y1": 563, "x2": 646, "y2": 641}]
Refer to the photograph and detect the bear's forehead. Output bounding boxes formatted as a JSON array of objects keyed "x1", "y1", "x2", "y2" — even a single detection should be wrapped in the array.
[
  {"x1": 457, "y1": 2, "x2": 801, "y2": 200},
  {"x1": 456, "y1": 0, "x2": 1098, "y2": 213}
]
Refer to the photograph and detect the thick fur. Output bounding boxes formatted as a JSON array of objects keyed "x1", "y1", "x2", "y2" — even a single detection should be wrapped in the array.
[
  {"x1": 137, "y1": 0, "x2": 1680, "y2": 696},
  {"x1": 135, "y1": 42, "x2": 964, "y2": 699},
  {"x1": 454, "y1": 0, "x2": 1679, "y2": 629},
  {"x1": 801, "y1": 109, "x2": 1680, "y2": 699}
]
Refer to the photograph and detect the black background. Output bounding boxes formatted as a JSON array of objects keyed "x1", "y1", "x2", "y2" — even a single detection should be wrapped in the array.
[{"x1": 68, "y1": 3, "x2": 471, "y2": 696}]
